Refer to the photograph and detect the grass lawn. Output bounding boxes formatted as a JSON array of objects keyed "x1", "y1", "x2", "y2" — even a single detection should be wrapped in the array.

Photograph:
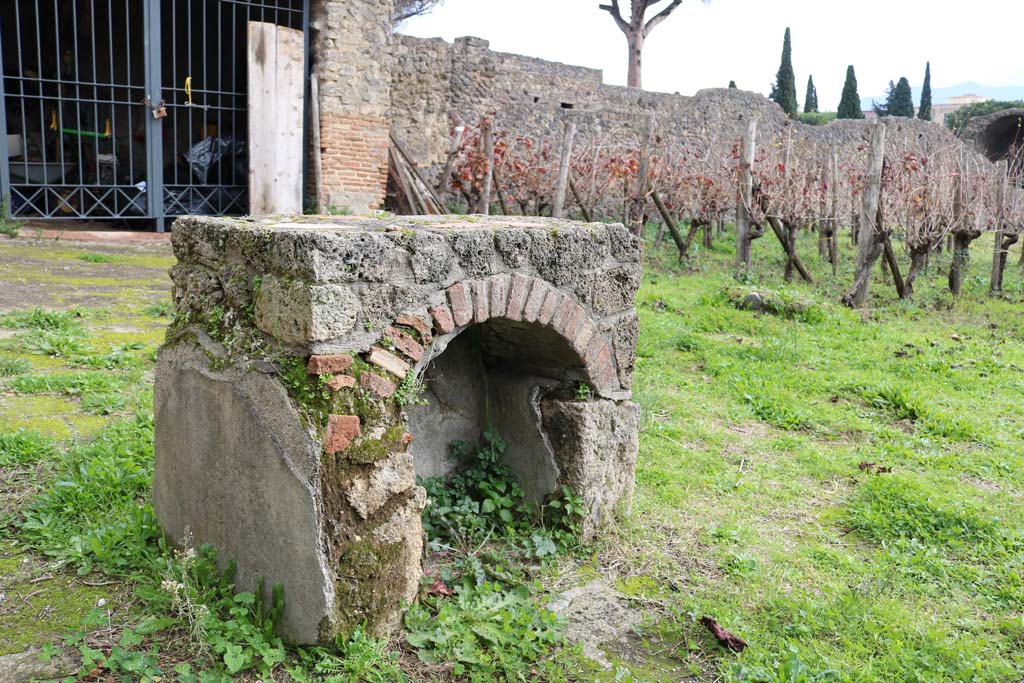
[{"x1": 0, "y1": 227, "x2": 1022, "y2": 682}]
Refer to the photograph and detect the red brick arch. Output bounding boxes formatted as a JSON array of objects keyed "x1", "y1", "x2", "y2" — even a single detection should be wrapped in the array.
[{"x1": 364, "y1": 275, "x2": 620, "y2": 399}]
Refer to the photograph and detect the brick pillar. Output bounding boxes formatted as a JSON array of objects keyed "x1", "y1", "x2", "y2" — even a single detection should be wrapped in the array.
[{"x1": 310, "y1": 0, "x2": 394, "y2": 214}]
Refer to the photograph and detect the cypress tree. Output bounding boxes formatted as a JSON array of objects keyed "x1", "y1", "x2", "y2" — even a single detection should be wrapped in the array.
[
  {"x1": 891, "y1": 77, "x2": 915, "y2": 117},
  {"x1": 770, "y1": 28, "x2": 798, "y2": 116},
  {"x1": 804, "y1": 75, "x2": 818, "y2": 113},
  {"x1": 837, "y1": 65, "x2": 864, "y2": 119},
  {"x1": 728, "y1": 80, "x2": 737, "y2": 89},
  {"x1": 918, "y1": 62, "x2": 932, "y2": 121},
  {"x1": 873, "y1": 80, "x2": 896, "y2": 117}
]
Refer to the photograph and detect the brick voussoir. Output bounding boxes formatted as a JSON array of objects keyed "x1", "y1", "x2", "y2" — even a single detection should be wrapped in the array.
[
  {"x1": 572, "y1": 319, "x2": 597, "y2": 356},
  {"x1": 488, "y1": 274, "x2": 510, "y2": 318},
  {"x1": 428, "y1": 304, "x2": 455, "y2": 334},
  {"x1": 471, "y1": 279, "x2": 490, "y2": 324},
  {"x1": 447, "y1": 282, "x2": 473, "y2": 327},
  {"x1": 522, "y1": 278, "x2": 549, "y2": 322},
  {"x1": 507, "y1": 273, "x2": 531, "y2": 321},
  {"x1": 562, "y1": 304, "x2": 587, "y2": 339},
  {"x1": 537, "y1": 289, "x2": 563, "y2": 326},
  {"x1": 551, "y1": 296, "x2": 576, "y2": 333},
  {"x1": 367, "y1": 346, "x2": 410, "y2": 378},
  {"x1": 585, "y1": 336, "x2": 618, "y2": 390}
]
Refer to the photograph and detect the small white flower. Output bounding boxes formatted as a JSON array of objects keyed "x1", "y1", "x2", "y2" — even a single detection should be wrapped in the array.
[{"x1": 96, "y1": 598, "x2": 107, "y2": 608}]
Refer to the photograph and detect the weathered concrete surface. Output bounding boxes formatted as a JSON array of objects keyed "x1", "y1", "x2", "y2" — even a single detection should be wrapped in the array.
[
  {"x1": 548, "y1": 579, "x2": 643, "y2": 670},
  {"x1": 156, "y1": 214, "x2": 641, "y2": 643},
  {"x1": 154, "y1": 341, "x2": 333, "y2": 644},
  {"x1": 0, "y1": 647, "x2": 79, "y2": 683}
]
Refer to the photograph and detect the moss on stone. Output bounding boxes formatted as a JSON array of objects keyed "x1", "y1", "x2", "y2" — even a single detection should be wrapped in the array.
[
  {"x1": 0, "y1": 394, "x2": 107, "y2": 441},
  {"x1": 330, "y1": 537, "x2": 405, "y2": 638},
  {"x1": 0, "y1": 543, "x2": 114, "y2": 656},
  {"x1": 345, "y1": 424, "x2": 406, "y2": 465}
]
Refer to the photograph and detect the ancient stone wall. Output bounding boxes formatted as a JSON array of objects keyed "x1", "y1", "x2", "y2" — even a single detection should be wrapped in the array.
[
  {"x1": 389, "y1": 34, "x2": 960, "y2": 173},
  {"x1": 155, "y1": 214, "x2": 641, "y2": 644},
  {"x1": 310, "y1": 0, "x2": 394, "y2": 213}
]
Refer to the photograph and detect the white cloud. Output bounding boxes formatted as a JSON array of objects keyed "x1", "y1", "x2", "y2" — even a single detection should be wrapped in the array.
[{"x1": 401, "y1": 0, "x2": 1022, "y2": 110}]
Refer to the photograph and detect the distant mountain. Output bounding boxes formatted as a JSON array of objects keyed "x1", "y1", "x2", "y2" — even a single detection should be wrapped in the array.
[{"x1": 860, "y1": 81, "x2": 1024, "y2": 111}]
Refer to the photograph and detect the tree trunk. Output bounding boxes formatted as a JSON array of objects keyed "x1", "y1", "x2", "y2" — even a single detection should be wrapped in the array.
[
  {"x1": 784, "y1": 223, "x2": 798, "y2": 282},
  {"x1": 735, "y1": 118, "x2": 758, "y2": 276},
  {"x1": 904, "y1": 243, "x2": 932, "y2": 299},
  {"x1": 626, "y1": 30, "x2": 644, "y2": 89},
  {"x1": 843, "y1": 123, "x2": 886, "y2": 308},
  {"x1": 703, "y1": 222, "x2": 713, "y2": 249},
  {"x1": 568, "y1": 176, "x2": 593, "y2": 223},
  {"x1": 993, "y1": 234, "x2": 1020, "y2": 292},
  {"x1": 765, "y1": 215, "x2": 813, "y2": 284},
  {"x1": 882, "y1": 236, "x2": 907, "y2": 299},
  {"x1": 629, "y1": 114, "x2": 655, "y2": 235},
  {"x1": 650, "y1": 190, "x2": 689, "y2": 260},
  {"x1": 948, "y1": 232, "x2": 971, "y2": 297},
  {"x1": 948, "y1": 167, "x2": 970, "y2": 297}
]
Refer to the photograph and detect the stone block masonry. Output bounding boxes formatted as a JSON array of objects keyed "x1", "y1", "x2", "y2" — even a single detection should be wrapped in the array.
[{"x1": 155, "y1": 214, "x2": 641, "y2": 644}]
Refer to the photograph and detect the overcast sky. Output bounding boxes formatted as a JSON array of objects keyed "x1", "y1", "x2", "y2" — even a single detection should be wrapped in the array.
[{"x1": 400, "y1": 0, "x2": 1024, "y2": 110}]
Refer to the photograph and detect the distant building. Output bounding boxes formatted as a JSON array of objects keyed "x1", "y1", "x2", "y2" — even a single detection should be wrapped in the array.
[
  {"x1": 933, "y1": 93, "x2": 992, "y2": 123},
  {"x1": 862, "y1": 92, "x2": 993, "y2": 123}
]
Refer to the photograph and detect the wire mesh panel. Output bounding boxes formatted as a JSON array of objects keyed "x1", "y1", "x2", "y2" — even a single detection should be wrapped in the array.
[
  {"x1": 159, "y1": 0, "x2": 305, "y2": 218},
  {"x1": 1, "y1": 0, "x2": 150, "y2": 219},
  {"x1": 0, "y1": 0, "x2": 306, "y2": 224}
]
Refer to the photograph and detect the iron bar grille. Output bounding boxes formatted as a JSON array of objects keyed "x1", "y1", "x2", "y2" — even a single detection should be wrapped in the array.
[{"x1": 1, "y1": 0, "x2": 305, "y2": 223}]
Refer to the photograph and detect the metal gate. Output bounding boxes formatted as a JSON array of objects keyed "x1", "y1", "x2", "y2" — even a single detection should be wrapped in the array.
[{"x1": 0, "y1": 0, "x2": 308, "y2": 230}]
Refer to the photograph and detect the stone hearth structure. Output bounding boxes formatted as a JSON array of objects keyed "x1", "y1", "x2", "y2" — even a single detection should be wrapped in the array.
[{"x1": 154, "y1": 214, "x2": 641, "y2": 644}]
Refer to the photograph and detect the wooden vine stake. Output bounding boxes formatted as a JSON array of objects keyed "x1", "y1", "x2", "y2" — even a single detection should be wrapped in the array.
[
  {"x1": 552, "y1": 117, "x2": 578, "y2": 219},
  {"x1": 734, "y1": 118, "x2": 758, "y2": 276},
  {"x1": 829, "y1": 146, "x2": 840, "y2": 276},
  {"x1": 989, "y1": 160, "x2": 1010, "y2": 294},
  {"x1": 436, "y1": 118, "x2": 465, "y2": 204},
  {"x1": 478, "y1": 119, "x2": 494, "y2": 215},
  {"x1": 843, "y1": 122, "x2": 886, "y2": 308}
]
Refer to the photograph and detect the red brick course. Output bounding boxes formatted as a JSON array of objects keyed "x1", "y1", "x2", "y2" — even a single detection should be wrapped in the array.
[
  {"x1": 360, "y1": 372, "x2": 397, "y2": 398},
  {"x1": 326, "y1": 375, "x2": 356, "y2": 392},
  {"x1": 316, "y1": 112, "x2": 389, "y2": 211},
  {"x1": 385, "y1": 326, "x2": 424, "y2": 362},
  {"x1": 367, "y1": 346, "x2": 410, "y2": 378},
  {"x1": 308, "y1": 354, "x2": 353, "y2": 375},
  {"x1": 395, "y1": 313, "x2": 433, "y2": 343},
  {"x1": 325, "y1": 415, "x2": 361, "y2": 455}
]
